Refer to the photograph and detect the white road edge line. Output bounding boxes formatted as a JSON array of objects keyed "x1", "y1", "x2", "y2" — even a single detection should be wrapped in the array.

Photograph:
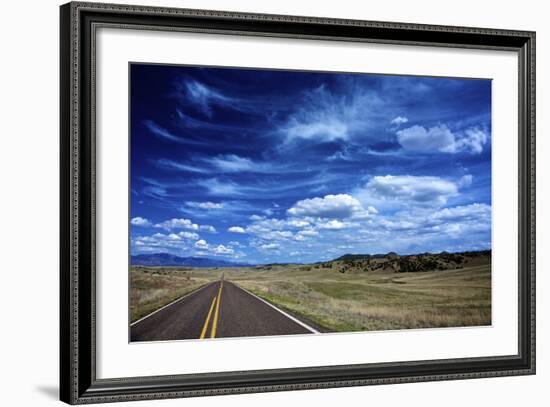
[
  {"x1": 130, "y1": 282, "x2": 215, "y2": 327},
  {"x1": 233, "y1": 283, "x2": 320, "y2": 334}
]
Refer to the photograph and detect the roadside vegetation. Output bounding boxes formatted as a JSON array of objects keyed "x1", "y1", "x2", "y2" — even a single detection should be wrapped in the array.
[
  {"x1": 131, "y1": 251, "x2": 491, "y2": 332},
  {"x1": 130, "y1": 267, "x2": 222, "y2": 322},
  {"x1": 225, "y1": 264, "x2": 491, "y2": 332}
]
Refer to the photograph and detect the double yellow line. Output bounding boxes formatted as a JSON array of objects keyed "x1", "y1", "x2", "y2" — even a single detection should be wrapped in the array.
[{"x1": 199, "y1": 281, "x2": 223, "y2": 339}]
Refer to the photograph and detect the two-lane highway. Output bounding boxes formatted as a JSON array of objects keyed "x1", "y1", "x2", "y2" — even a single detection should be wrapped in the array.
[{"x1": 130, "y1": 279, "x2": 317, "y2": 342}]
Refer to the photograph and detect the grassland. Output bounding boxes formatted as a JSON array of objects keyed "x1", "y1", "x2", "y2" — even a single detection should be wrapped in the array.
[
  {"x1": 130, "y1": 266, "x2": 222, "y2": 322},
  {"x1": 131, "y1": 253, "x2": 491, "y2": 332},
  {"x1": 224, "y1": 263, "x2": 491, "y2": 332}
]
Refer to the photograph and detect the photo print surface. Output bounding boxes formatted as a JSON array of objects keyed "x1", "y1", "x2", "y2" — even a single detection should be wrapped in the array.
[{"x1": 129, "y1": 63, "x2": 492, "y2": 342}]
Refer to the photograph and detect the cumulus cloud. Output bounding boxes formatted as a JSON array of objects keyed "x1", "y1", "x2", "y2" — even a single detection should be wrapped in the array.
[
  {"x1": 194, "y1": 239, "x2": 209, "y2": 250},
  {"x1": 396, "y1": 124, "x2": 488, "y2": 154},
  {"x1": 192, "y1": 238, "x2": 236, "y2": 256},
  {"x1": 391, "y1": 116, "x2": 409, "y2": 126},
  {"x1": 396, "y1": 124, "x2": 455, "y2": 153},
  {"x1": 130, "y1": 217, "x2": 151, "y2": 227},
  {"x1": 363, "y1": 175, "x2": 460, "y2": 206},
  {"x1": 287, "y1": 194, "x2": 369, "y2": 219},
  {"x1": 154, "y1": 218, "x2": 199, "y2": 231},
  {"x1": 132, "y1": 230, "x2": 198, "y2": 254},
  {"x1": 454, "y1": 128, "x2": 488, "y2": 154},
  {"x1": 177, "y1": 231, "x2": 200, "y2": 240},
  {"x1": 316, "y1": 219, "x2": 352, "y2": 230},
  {"x1": 212, "y1": 244, "x2": 234, "y2": 255},
  {"x1": 228, "y1": 226, "x2": 246, "y2": 234},
  {"x1": 199, "y1": 225, "x2": 217, "y2": 233},
  {"x1": 431, "y1": 203, "x2": 491, "y2": 223}
]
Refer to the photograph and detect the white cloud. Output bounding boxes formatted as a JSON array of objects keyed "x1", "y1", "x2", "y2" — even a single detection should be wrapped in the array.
[
  {"x1": 397, "y1": 124, "x2": 456, "y2": 153},
  {"x1": 457, "y1": 174, "x2": 473, "y2": 188},
  {"x1": 363, "y1": 175, "x2": 460, "y2": 206},
  {"x1": 259, "y1": 230, "x2": 294, "y2": 241},
  {"x1": 396, "y1": 124, "x2": 488, "y2": 154},
  {"x1": 454, "y1": 128, "x2": 488, "y2": 154},
  {"x1": 205, "y1": 154, "x2": 254, "y2": 172},
  {"x1": 156, "y1": 158, "x2": 206, "y2": 173},
  {"x1": 182, "y1": 80, "x2": 234, "y2": 117},
  {"x1": 283, "y1": 119, "x2": 349, "y2": 143},
  {"x1": 431, "y1": 203, "x2": 491, "y2": 223},
  {"x1": 316, "y1": 219, "x2": 350, "y2": 230},
  {"x1": 177, "y1": 231, "x2": 200, "y2": 240},
  {"x1": 155, "y1": 218, "x2": 199, "y2": 231},
  {"x1": 287, "y1": 194, "x2": 368, "y2": 219},
  {"x1": 144, "y1": 120, "x2": 181, "y2": 143},
  {"x1": 249, "y1": 214, "x2": 265, "y2": 221},
  {"x1": 194, "y1": 239, "x2": 209, "y2": 250},
  {"x1": 287, "y1": 219, "x2": 310, "y2": 228},
  {"x1": 391, "y1": 116, "x2": 409, "y2": 125},
  {"x1": 228, "y1": 241, "x2": 245, "y2": 248},
  {"x1": 197, "y1": 178, "x2": 244, "y2": 197},
  {"x1": 278, "y1": 84, "x2": 381, "y2": 144},
  {"x1": 228, "y1": 226, "x2": 246, "y2": 234},
  {"x1": 190, "y1": 238, "x2": 236, "y2": 256},
  {"x1": 212, "y1": 244, "x2": 234, "y2": 255},
  {"x1": 130, "y1": 217, "x2": 151, "y2": 227},
  {"x1": 186, "y1": 201, "x2": 224, "y2": 209},
  {"x1": 373, "y1": 203, "x2": 491, "y2": 237},
  {"x1": 260, "y1": 243, "x2": 280, "y2": 251},
  {"x1": 295, "y1": 229, "x2": 319, "y2": 241},
  {"x1": 199, "y1": 225, "x2": 217, "y2": 233}
]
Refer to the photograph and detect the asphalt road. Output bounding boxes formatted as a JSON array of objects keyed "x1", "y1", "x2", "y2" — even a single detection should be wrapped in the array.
[{"x1": 130, "y1": 279, "x2": 317, "y2": 342}]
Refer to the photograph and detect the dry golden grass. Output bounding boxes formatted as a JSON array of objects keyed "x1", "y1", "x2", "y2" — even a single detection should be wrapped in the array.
[
  {"x1": 130, "y1": 261, "x2": 491, "y2": 333},
  {"x1": 130, "y1": 267, "x2": 222, "y2": 322},
  {"x1": 223, "y1": 264, "x2": 491, "y2": 332}
]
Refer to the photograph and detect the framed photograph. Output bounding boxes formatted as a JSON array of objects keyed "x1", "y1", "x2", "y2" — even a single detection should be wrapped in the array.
[{"x1": 60, "y1": 1, "x2": 536, "y2": 404}]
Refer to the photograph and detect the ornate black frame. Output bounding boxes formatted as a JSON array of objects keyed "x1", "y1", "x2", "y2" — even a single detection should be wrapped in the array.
[{"x1": 60, "y1": 2, "x2": 536, "y2": 404}]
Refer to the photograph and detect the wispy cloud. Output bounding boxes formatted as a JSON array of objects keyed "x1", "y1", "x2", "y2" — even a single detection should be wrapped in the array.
[
  {"x1": 181, "y1": 80, "x2": 235, "y2": 117},
  {"x1": 185, "y1": 201, "x2": 224, "y2": 210},
  {"x1": 144, "y1": 120, "x2": 207, "y2": 146},
  {"x1": 157, "y1": 154, "x2": 299, "y2": 175},
  {"x1": 277, "y1": 83, "x2": 382, "y2": 144},
  {"x1": 131, "y1": 65, "x2": 492, "y2": 262}
]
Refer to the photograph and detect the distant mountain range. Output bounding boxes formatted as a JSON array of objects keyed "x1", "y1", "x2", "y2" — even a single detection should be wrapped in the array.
[{"x1": 131, "y1": 253, "x2": 253, "y2": 268}]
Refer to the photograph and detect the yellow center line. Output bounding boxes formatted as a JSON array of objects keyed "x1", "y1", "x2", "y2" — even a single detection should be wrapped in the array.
[
  {"x1": 199, "y1": 296, "x2": 217, "y2": 339},
  {"x1": 210, "y1": 281, "x2": 223, "y2": 338}
]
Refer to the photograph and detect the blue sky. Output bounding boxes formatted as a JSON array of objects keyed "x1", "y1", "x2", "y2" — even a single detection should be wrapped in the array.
[{"x1": 130, "y1": 64, "x2": 492, "y2": 264}]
